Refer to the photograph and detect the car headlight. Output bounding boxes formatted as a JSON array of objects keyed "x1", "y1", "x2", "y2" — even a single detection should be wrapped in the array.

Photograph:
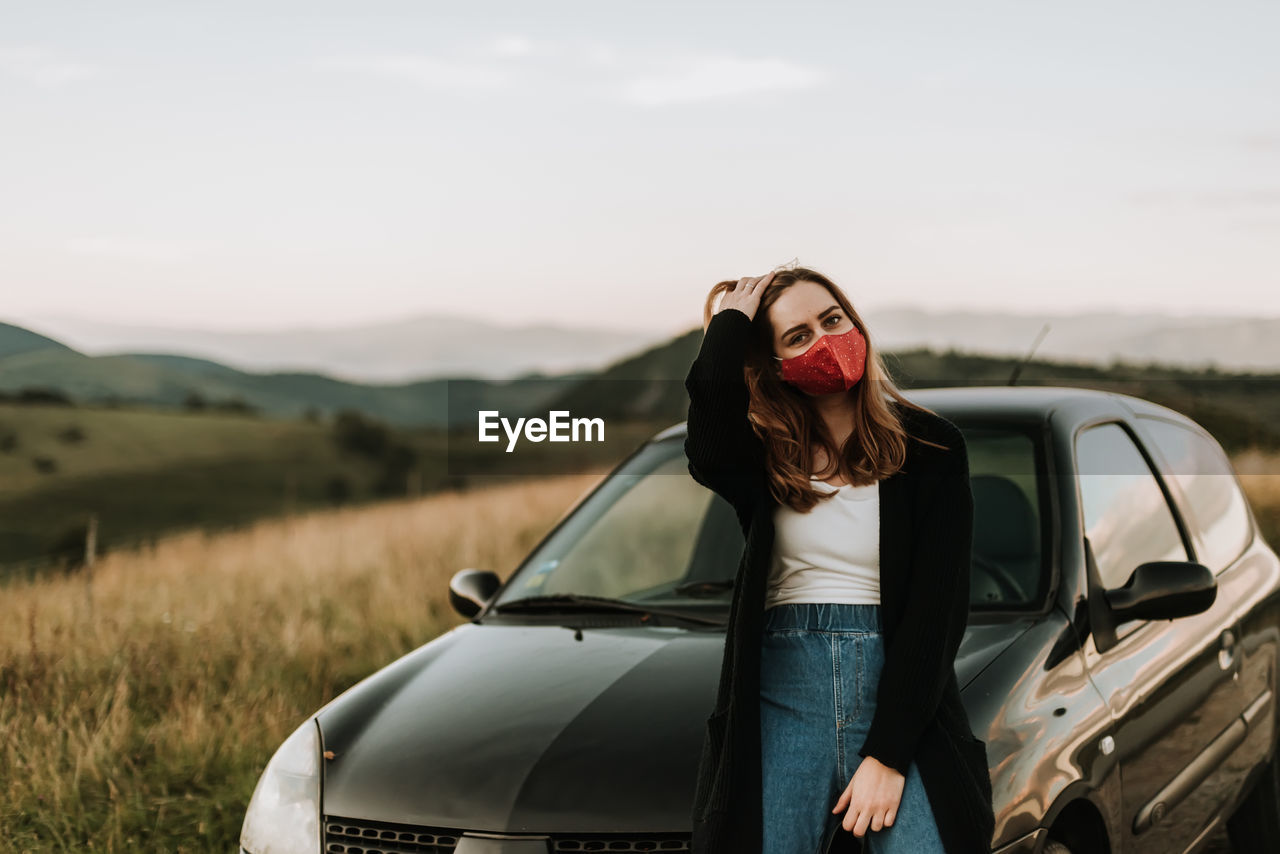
[{"x1": 240, "y1": 718, "x2": 322, "y2": 854}]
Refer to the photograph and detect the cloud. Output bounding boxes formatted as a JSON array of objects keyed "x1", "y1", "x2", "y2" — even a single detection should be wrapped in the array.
[
  {"x1": 317, "y1": 53, "x2": 513, "y2": 92},
  {"x1": 0, "y1": 45, "x2": 99, "y2": 86},
  {"x1": 619, "y1": 54, "x2": 827, "y2": 106},
  {"x1": 66, "y1": 238, "x2": 195, "y2": 264},
  {"x1": 1239, "y1": 133, "x2": 1280, "y2": 152},
  {"x1": 316, "y1": 42, "x2": 827, "y2": 105},
  {"x1": 1131, "y1": 189, "x2": 1280, "y2": 209},
  {"x1": 317, "y1": 34, "x2": 549, "y2": 94},
  {"x1": 485, "y1": 35, "x2": 537, "y2": 58},
  {"x1": 581, "y1": 41, "x2": 621, "y2": 67}
]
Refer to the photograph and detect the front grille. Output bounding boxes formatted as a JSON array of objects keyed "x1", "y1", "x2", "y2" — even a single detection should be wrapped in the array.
[
  {"x1": 551, "y1": 837, "x2": 690, "y2": 852},
  {"x1": 324, "y1": 816, "x2": 460, "y2": 854},
  {"x1": 323, "y1": 817, "x2": 690, "y2": 854}
]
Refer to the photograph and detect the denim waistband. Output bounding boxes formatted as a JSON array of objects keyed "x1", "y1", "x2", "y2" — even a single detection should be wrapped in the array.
[{"x1": 762, "y1": 602, "x2": 882, "y2": 633}]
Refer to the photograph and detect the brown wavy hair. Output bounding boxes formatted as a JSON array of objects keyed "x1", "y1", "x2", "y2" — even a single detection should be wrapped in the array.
[{"x1": 700, "y1": 264, "x2": 948, "y2": 512}]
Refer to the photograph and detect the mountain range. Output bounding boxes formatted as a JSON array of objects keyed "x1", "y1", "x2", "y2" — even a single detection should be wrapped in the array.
[
  {"x1": 12, "y1": 312, "x2": 665, "y2": 384},
  {"x1": 5, "y1": 306, "x2": 1280, "y2": 429},
  {"x1": 0, "y1": 319, "x2": 669, "y2": 429},
  {"x1": 16, "y1": 307, "x2": 1280, "y2": 383}
]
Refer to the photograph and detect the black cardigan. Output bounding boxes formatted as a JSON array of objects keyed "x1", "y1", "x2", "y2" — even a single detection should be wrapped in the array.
[{"x1": 684, "y1": 307, "x2": 997, "y2": 853}]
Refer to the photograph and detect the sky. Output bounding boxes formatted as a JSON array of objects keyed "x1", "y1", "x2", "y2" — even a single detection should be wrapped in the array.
[{"x1": 2, "y1": 0, "x2": 1278, "y2": 337}]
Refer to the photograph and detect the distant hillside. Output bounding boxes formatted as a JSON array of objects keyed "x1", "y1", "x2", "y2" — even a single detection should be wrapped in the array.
[
  {"x1": 0, "y1": 399, "x2": 455, "y2": 573},
  {"x1": 13, "y1": 312, "x2": 665, "y2": 383},
  {"x1": 0, "y1": 322, "x2": 76, "y2": 360},
  {"x1": 19, "y1": 306, "x2": 1280, "y2": 379},
  {"x1": 6, "y1": 317, "x2": 1280, "y2": 451},
  {"x1": 544, "y1": 330, "x2": 1280, "y2": 455},
  {"x1": 869, "y1": 306, "x2": 1280, "y2": 373},
  {"x1": 0, "y1": 325, "x2": 588, "y2": 428},
  {"x1": 5, "y1": 315, "x2": 1280, "y2": 574}
]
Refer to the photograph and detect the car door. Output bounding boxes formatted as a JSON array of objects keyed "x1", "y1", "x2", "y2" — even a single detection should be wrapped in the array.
[
  {"x1": 1134, "y1": 414, "x2": 1272, "y2": 810},
  {"x1": 1074, "y1": 419, "x2": 1248, "y2": 854}
]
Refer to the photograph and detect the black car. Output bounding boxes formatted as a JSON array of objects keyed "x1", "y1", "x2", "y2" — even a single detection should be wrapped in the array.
[{"x1": 238, "y1": 386, "x2": 1280, "y2": 854}]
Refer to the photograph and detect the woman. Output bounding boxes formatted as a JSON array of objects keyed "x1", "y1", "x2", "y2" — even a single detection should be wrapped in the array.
[{"x1": 683, "y1": 264, "x2": 996, "y2": 854}]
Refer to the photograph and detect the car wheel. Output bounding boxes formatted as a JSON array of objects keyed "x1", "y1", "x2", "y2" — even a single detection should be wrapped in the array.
[
  {"x1": 1227, "y1": 748, "x2": 1280, "y2": 849},
  {"x1": 1043, "y1": 841, "x2": 1073, "y2": 854}
]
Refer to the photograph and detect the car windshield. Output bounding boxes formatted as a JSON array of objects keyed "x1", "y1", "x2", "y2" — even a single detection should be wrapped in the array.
[{"x1": 490, "y1": 422, "x2": 1047, "y2": 613}]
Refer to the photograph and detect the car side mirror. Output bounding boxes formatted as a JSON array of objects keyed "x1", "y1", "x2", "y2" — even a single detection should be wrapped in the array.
[
  {"x1": 1104, "y1": 560, "x2": 1217, "y2": 622},
  {"x1": 449, "y1": 568, "x2": 502, "y2": 618}
]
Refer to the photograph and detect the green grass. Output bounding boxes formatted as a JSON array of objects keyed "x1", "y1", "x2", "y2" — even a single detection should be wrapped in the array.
[
  {"x1": 0, "y1": 402, "x2": 325, "y2": 494},
  {"x1": 0, "y1": 402, "x2": 669, "y2": 577},
  {"x1": 0, "y1": 403, "x2": 441, "y2": 574}
]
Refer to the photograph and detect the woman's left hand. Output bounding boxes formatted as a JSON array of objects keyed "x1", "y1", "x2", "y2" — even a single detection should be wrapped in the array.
[{"x1": 831, "y1": 755, "x2": 905, "y2": 836}]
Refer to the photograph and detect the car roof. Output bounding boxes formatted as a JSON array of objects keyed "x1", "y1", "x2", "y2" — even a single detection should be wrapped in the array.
[{"x1": 654, "y1": 384, "x2": 1204, "y2": 442}]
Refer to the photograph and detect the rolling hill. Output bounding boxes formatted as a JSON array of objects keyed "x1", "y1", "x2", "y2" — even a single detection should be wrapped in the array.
[
  {"x1": 5, "y1": 316, "x2": 1280, "y2": 576},
  {"x1": 0, "y1": 321, "x2": 588, "y2": 428}
]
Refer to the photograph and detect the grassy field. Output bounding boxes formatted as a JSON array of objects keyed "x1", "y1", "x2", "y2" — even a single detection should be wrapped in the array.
[
  {"x1": 1234, "y1": 448, "x2": 1280, "y2": 514},
  {"x1": 0, "y1": 402, "x2": 432, "y2": 574},
  {"x1": 0, "y1": 403, "x2": 326, "y2": 494},
  {"x1": 2, "y1": 454, "x2": 1278, "y2": 852},
  {"x1": 0, "y1": 401, "x2": 669, "y2": 576},
  {"x1": 0, "y1": 470, "x2": 607, "y2": 852}
]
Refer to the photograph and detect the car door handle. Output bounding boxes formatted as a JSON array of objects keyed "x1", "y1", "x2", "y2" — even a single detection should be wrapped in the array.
[{"x1": 1218, "y1": 629, "x2": 1236, "y2": 671}]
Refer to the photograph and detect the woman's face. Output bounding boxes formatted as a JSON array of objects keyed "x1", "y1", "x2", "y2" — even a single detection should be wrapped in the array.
[{"x1": 769, "y1": 280, "x2": 857, "y2": 359}]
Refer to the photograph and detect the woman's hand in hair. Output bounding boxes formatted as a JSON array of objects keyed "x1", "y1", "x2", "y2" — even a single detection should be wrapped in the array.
[
  {"x1": 716, "y1": 271, "x2": 776, "y2": 322},
  {"x1": 831, "y1": 755, "x2": 906, "y2": 838}
]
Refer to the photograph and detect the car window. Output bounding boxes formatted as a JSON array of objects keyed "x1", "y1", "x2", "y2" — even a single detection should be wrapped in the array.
[
  {"x1": 1075, "y1": 422, "x2": 1189, "y2": 596},
  {"x1": 964, "y1": 426, "x2": 1046, "y2": 609},
  {"x1": 1137, "y1": 416, "x2": 1252, "y2": 574},
  {"x1": 493, "y1": 443, "x2": 742, "y2": 606}
]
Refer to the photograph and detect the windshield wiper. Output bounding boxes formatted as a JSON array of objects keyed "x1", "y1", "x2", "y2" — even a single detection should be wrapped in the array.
[
  {"x1": 490, "y1": 593, "x2": 726, "y2": 627},
  {"x1": 673, "y1": 579, "x2": 735, "y2": 597}
]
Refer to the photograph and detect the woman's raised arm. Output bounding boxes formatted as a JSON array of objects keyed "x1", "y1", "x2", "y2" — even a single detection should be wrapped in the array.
[{"x1": 683, "y1": 306, "x2": 769, "y2": 517}]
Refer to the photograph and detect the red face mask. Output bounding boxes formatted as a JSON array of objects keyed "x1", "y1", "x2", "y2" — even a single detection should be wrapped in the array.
[{"x1": 773, "y1": 326, "x2": 867, "y2": 395}]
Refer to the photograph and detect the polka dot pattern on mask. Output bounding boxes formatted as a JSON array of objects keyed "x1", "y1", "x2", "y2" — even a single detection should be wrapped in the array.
[{"x1": 778, "y1": 327, "x2": 867, "y2": 395}]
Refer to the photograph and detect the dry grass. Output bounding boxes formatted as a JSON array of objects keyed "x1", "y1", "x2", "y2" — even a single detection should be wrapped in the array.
[
  {"x1": 0, "y1": 471, "x2": 605, "y2": 853},
  {"x1": 1234, "y1": 448, "x2": 1280, "y2": 547}
]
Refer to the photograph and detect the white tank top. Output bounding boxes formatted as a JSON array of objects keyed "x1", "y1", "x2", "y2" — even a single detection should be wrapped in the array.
[{"x1": 764, "y1": 477, "x2": 880, "y2": 609}]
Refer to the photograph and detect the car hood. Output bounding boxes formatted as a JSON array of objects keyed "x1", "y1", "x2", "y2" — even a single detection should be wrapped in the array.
[{"x1": 315, "y1": 617, "x2": 1026, "y2": 833}]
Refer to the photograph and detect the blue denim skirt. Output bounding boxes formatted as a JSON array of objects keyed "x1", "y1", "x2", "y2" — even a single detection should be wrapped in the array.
[{"x1": 759, "y1": 602, "x2": 944, "y2": 854}]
